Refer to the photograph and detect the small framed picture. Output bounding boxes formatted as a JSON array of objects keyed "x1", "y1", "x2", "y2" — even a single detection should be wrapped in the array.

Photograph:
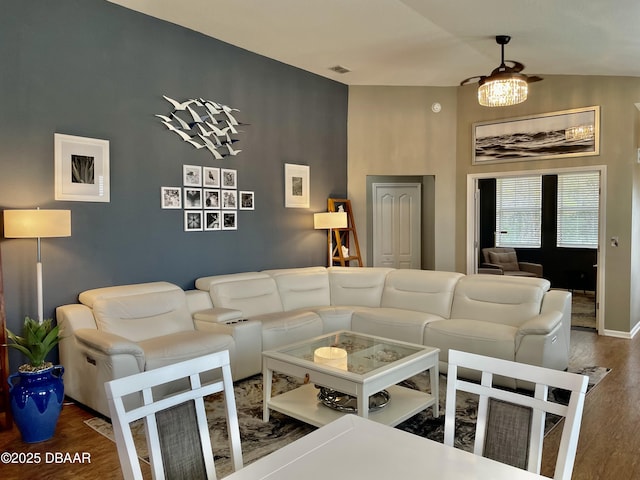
[
  {"x1": 205, "y1": 211, "x2": 221, "y2": 231},
  {"x1": 203, "y1": 189, "x2": 220, "y2": 209},
  {"x1": 221, "y1": 168, "x2": 237, "y2": 189},
  {"x1": 183, "y1": 165, "x2": 202, "y2": 186},
  {"x1": 203, "y1": 166, "x2": 220, "y2": 187},
  {"x1": 161, "y1": 186, "x2": 182, "y2": 209},
  {"x1": 184, "y1": 210, "x2": 203, "y2": 231},
  {"x1": 239, "y1": 191, "x2": 255, "y2": 210},
  {"x1": 284, "y1": 163, "x2": 309, "y2": 208},
  {"x1": 222, "y1": 211, "x2": 237, "y2": 230},
  {"x1": 54, "y1": 133, "x2": 110, "y2": 202},
  {"x1": 184, "y1": 188, "x2": 202, "y2": 208},
  {"x1": 222, "y1": 190, "x2": 237, "y2": 209}
]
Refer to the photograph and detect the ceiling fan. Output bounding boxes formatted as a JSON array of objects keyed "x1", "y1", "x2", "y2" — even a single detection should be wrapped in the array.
[{"x1": 461, "y1": 35, "x2": 543, "y2": 107}]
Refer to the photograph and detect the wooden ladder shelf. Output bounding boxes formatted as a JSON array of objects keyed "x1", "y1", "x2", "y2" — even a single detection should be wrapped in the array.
[{"x1": 328, "y1": 198, "x2": 363, "y2": 267}]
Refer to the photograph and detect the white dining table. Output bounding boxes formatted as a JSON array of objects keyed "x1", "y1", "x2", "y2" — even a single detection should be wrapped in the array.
[{"x1": 224, "y1": 414, "x2": 545, "y2": 479}]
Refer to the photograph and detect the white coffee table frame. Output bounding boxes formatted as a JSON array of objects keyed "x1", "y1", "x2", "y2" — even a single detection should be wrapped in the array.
[{"x1": 262, "y1": 330, "x2": 439, "y2": 428}]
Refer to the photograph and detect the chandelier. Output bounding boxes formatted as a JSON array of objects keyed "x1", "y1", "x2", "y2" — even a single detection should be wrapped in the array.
[
  {"x1": 461, "y1": 35, "x2": 542, "y2": 107},
  {"x1": 478, "y1": 75, "x2": 528, "y2": 107}
]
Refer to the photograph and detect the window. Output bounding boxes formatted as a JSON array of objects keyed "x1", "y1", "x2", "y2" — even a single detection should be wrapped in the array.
[
  {"x1": 557, "y1": 171, "x2": 599, "y2": 248},
  {"x1": 495, "y1": 176, "x2": 542, "y2": 248}
]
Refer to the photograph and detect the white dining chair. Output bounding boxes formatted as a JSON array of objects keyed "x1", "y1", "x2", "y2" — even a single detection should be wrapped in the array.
[
  {"x1": 444, "y1": 350, "x2": 588, "y2": 480},
  {"x1": 104, "y1": 350, "x2": 243, "y2": 480}
]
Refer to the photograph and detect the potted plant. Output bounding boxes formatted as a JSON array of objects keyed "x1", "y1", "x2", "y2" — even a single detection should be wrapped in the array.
[{"x1": 5, "y1": 316, "x2": 64, "y2": 443}]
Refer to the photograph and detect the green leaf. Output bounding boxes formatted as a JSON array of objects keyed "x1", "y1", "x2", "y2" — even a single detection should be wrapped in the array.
[{"x1": 4, "y1": 316, "x2": 61, "y2": 367}]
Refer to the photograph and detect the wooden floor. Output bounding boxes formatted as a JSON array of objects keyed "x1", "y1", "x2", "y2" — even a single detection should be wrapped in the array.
[{"x1": 1, "y1": 329, "x2": 637, "y2": 479}]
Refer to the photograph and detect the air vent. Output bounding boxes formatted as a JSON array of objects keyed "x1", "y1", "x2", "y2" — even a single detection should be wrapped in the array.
[{"x1": 329, "y1": 65, "x2": 351, "y2": 74}]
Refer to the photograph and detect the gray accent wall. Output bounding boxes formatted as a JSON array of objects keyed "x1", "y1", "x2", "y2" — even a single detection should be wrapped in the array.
[{"x1": 0, "y1": 1, "x2": 347, "y2": 368}]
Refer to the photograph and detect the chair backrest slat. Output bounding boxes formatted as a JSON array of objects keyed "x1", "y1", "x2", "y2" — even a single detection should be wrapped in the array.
[
  {"x1": 105, "y1": 350, "x2": 243, "y2": 480},
  {"x1": 444, "y1": 350, "x2": 587, "y2": 480}
]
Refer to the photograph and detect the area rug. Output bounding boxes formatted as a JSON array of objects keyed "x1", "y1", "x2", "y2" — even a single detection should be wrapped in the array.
[
  {"x1": 85, "y1": 365, "x2": 609, "y2": 478},
  {"x1": 572, "y1": 291, "x2": 597, "y2": 329}
]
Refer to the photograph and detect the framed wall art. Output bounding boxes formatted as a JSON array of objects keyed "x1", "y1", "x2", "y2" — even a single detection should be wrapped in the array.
[
  {"x1": 54, "y1": 133, "x2": 110, "y2": 202},
  {"x1": 473, "y1": 106, "x2": 600, "y2": 165},
  {"x1": 204, "y1": 189, "x2": 220, "y2": 209},
  {"x1": 161, "y1": 186, "x2": 182, "y2": 209},
  {"x1": 222, "y1": 211, "x2": 237, "y2": 230},
  {"x1": 284, "y1": 163, "x2": 309, "y2": 208},
  {"x1": 221, "y1": 168, "x2": 237, "y2": 189},
  {"x1": 222, "y1": 190, "x2": 237, "y2": 210},
  {"x1": 184, "y1": 188, "x2": 202, "y2": 208},
  {"x1": 240, "y1": 191, "x2": 255, "y2": 210},
  {"x1": 203, "y1": 166, "x2": 220, "y2": 187},
  {"x1": 205, "y1": 211, "x2": 221, "y2": 231},
  {"x1": 184, "y1": 210, "x2": 203, "y2": 232},
  {"x1": 183, "y1": 165, "x2": 202, "y2": 186}
]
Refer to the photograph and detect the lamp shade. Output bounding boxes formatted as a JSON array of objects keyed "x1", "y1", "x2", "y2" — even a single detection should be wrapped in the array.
[
  {"x1": 4, "y1": 209, "x2": 71, "y2": 238},
  {"x1": 314, "y1": 212, "x2": 347, "y2": 230}
]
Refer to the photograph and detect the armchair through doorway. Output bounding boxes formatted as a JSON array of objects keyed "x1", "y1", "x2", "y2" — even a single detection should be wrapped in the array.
[{"x1": 481, "y1": 247, "x2": 543, "y2": 278}]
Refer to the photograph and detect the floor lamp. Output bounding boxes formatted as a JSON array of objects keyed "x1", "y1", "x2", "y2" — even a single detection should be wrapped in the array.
[
  {"x1": 3, "y1": 209, "x2": 71, "y2": 323},
  {"x1": 0, "y1": 237, "x2": 12, "y2": 429},
  {"x1": 314, "y1": 212, "x2": 347, "y2": 267}
]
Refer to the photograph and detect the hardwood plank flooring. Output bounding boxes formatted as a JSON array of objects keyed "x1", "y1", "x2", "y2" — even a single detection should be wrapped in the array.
[
  {"x1": 0, "y1": 400, "x2": 148, "y2": 479},
  {"x1": 1, "y1": 329, "x2": 637, "y2": 479},
  {"x1": 541, "y1": 329, "x2": 640, "y2": 479}
]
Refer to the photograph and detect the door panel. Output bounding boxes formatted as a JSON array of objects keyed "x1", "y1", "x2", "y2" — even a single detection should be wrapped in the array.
[{"x1": 373, "y1": 183, "x2": 421, "y2": 269}]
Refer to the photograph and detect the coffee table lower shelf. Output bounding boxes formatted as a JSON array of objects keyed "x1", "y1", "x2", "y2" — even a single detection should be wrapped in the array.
[{"x1": 267, "y1": 383, "x2": 434, "y2": 428}]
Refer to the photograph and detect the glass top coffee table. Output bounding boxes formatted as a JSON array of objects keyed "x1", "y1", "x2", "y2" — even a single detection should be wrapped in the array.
[{"x1": 262, "y1": 330, "x2": 439, "y2": 427}]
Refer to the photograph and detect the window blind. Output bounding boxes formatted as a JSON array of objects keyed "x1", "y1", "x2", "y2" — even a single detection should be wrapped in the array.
[
  {"x1": 557, "y1": 171, "x2": 599, "y2": 248},
  {"x1": 495, "y1": 176, "x2": 542, "y2": 248}
]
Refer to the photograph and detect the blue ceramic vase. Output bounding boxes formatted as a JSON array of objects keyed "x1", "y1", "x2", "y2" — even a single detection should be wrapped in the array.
[{"x1": 8, "y1": 365, "x2": 64, "y2": 443}]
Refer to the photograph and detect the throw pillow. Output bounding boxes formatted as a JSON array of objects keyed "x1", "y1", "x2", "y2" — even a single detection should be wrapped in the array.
[{"x1": 488, "y1": 251, "x2": 520, "y2": 271}]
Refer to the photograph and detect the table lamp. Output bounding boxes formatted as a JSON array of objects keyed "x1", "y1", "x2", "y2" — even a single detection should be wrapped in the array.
[
  {"x1": 3, "y1": 209, "x2": 71, "y2": 323},
  {"x1": 313, "y1": 211, "x2": 347, "y2": 267}
]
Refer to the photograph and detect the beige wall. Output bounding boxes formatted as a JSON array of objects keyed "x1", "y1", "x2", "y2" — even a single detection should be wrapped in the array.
[
  {"x1": 348, "y1": 86, "x2": 458, "y2": 271},
  {"x1": 349, "y1": 76, "x2": 640, "y2": 334}
]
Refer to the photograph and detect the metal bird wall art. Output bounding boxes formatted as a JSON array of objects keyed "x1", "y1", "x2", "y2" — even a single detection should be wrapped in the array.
[{"x1": 157, "y1": 95, "x2": 246, "y2": 160}]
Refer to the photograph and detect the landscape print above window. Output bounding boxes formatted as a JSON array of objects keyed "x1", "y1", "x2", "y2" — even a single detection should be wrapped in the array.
[
  {"x1": 156, "y1": 95, "x2": 245, "y2": 161},
  {"x1": 473, "y1": 106, "x2": 600, "y2": 165}
]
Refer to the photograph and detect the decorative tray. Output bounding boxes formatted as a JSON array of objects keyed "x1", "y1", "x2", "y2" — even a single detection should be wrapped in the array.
[{"x1": 317, "y1": 387, "x2": 390, "y2": 413}]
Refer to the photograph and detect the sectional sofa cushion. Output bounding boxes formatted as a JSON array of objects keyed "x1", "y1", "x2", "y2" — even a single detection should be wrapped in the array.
[
  {"x1": 139, "y1": 330, "x2": 235, "y2": 370},
  {"x1": 328, "y1": 267, "x2": 393, "y2": 307},
  {"x1": 265, "y1": 267, "x2": 331, "y2": 311},
  {"x1": 351, "y1": 307, "x2": 444, "y2": 344},
  {"x1": 91, "y1": 288, "x2": 195, "y2": 342},
  {"x1": 380, "y1": 269, "x2": 463, "y2": 317},
  {"x1": 209, "y1": 277, "x2": 284, "y2": 317},
  {"x1": 312, "y1": 306, "x2": 354, "y2": 333},
  {"x1": 450, "y1": 275, "x2": 549, "y2": 327},
  {"x1": 256, "y1": 310, "x2": 324, "y2": 351},
  {"x1": 195, "y1": 271, "x2": 268, "y2": 292}
]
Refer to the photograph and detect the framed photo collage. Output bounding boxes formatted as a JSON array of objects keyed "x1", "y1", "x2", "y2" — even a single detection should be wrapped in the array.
[{"x1": 161, "y1": 165, "x2": 254, "y2": 232}]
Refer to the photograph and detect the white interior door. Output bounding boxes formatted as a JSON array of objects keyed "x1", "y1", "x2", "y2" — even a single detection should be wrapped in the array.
[{"x1": 372, "y1": 183, "x2": 421, "y2": 268}]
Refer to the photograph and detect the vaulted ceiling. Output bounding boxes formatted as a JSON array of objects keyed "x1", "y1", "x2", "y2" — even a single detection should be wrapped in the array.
[{"x1": 108, "y1": 0, "x2": 640, "y2": 87}]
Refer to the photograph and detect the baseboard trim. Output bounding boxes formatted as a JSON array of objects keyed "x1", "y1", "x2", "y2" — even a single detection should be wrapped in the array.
[{"x1": 602, "y1": 323, "x2": 640, "y2": 339}]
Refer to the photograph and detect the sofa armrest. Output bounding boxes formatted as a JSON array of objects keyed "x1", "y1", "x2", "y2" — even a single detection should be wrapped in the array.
[
  {"x1": 194, "y1": 319, "x2": 263, "y2": 379},
  {"x1": 75, "y1": 328, "x2": 145, "y2": 357},
  {"x1": 517, "y1": 312, "x2": 562, "y2": 336},
  {"x1": 518, "y1": 262, "x2": 543, "y2": 277},
  {"x1": 185, "y1": 289, "x2": 213, "y2": 315},
  {"x1": 193, "y1": 307, "x2": 244, "y2": 323}
]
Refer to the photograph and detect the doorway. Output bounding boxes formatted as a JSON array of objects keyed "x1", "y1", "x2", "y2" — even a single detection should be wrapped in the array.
[{"x1": 466, "y1": 166, "x2": 606, "y2": 334}]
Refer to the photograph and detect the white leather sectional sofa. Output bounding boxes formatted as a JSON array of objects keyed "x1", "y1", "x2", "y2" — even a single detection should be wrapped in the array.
[{"x1": 57, "y1": 266, "x2": 571, "y2": 417}]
